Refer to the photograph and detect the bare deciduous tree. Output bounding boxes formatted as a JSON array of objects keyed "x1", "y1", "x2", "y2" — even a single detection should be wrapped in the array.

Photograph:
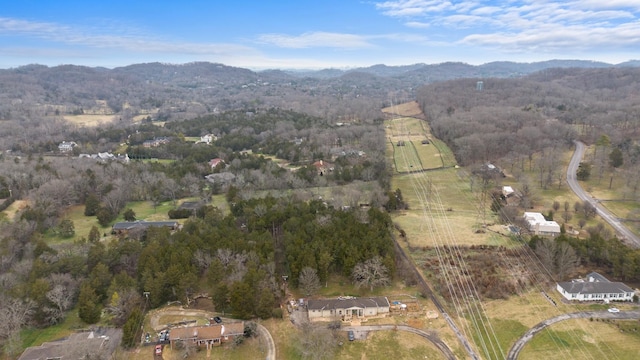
[
  {"x1": 293, "y1": 322, "x2": 339, "y2": 360},
  {"x1": 352, "y1": 256, "x2": 390, "y2": 291},
  {"x1": 534, "y1": 239, "x2": 579, "y2": 279},
  {"x1": 298, "y1": 267, "x2": 321, "y2": 296}
]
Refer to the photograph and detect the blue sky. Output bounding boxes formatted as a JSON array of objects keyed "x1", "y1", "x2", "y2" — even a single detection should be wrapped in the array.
[{"x1": 1, "y1": 0, "x2": 639, "y2": 69}]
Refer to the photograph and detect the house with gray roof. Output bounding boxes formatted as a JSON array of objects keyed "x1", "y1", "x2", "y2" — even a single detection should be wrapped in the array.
[
  {"x1": 18, "y1": 328, "x2": 121, "y2": 360},
  {"x1": 111, "y1": 220, "x2": 179, "y2": 234},
  {"x1": 556, "y1": 272, "x2": 635, "y2": 302},
  {"x1": 307, "y1": 296, "x2": 390, "y2": 322}
]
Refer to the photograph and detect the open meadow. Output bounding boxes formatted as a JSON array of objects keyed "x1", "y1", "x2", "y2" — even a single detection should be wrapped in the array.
[{"x1": 64, "y1": 114, "x2": 117, "y2": 127}]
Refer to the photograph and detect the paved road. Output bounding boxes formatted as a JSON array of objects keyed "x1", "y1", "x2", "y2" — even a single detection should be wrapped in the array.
[
  {"x1": 507, "y1": 310, "x2": 640, "y2": 359},
  {"x1": 343, "y1": 325, "x2": 456, "y2": 360},
  {"x1": 566, "y1": 141, "x2": 640, "y2": 248}
]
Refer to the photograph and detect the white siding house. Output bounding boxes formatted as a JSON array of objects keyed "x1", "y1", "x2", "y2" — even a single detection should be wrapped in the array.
[
  {"x1": 523, "y1": 212, "x2": 560, "y2": 237},
  {"x1": 58, "y1": 141, "x2": 77, "y2": 152},
  {"x1": 307, "y1": 297, "x2": 390, "y2": 322},
  {"x1": 556, "y1": 272, "x2": 634, "y2": 302}
]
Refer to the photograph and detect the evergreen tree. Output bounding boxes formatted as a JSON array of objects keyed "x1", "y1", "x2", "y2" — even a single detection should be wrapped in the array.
[
  {"x1": 78, "y1": 282, "x2": 101, "y2": 324},
  {"x1": 88, "y1": 225, "x2": 101, "y2": 243},
  {"x1": 609, "y1": 147, "x2": 623, "y2": 168},
  {"x1": 123, "y1": 208, "x2": 137, "y2": 222},
  {"x1": 84, "y1": 193, "x2": 100, "y2": 216},
  {"x1": 122, "y1": 308, "x2": 144, "y2": 348},
  {"x1": 57, "y1": 219, "x2": 75, "y2": 238}
]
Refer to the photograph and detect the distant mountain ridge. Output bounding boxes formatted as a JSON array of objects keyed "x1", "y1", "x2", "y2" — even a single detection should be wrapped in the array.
[
  {"x1": 286, "y1": 59, "x2": 623, "y2": 79},
  {"x1": 0, "y1": 59, "x2": 638, "y2": 124}
]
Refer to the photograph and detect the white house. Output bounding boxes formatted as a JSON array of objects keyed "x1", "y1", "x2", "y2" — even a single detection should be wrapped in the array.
[
  {"x1": 197, "y1": 134, "x2": 217, "y2": 144},
  {"x1": 502, "y1": 186, "x2": 514, "y2": 197},
  {"x1": 307, "y1": 297, "x2": 390, "y2": 322},
  {"x1": 523, "y1": 212, "x2": 560, "y2": 237},
  {"x1": 58, "y1": 141, "x2": 77, "y2": 152},
  {"x1": 556, "y1": 272, "x2": 634, "y2": 302}
]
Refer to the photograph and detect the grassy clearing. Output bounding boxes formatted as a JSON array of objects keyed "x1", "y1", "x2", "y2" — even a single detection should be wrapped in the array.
[
  {"x1": 391, "y1": 168, "x2": 500, "y2": 247},
  {"x1": 1, "y1": 199, "x2": 29, "y2": 221},
  {"x1": 520, "y1": 319, "x2": 640, "y2": 360},
  {"x1": 63, "y1": 114, "x2": 116, "y2": 127},
  {"x1": 55, "y1": 205, "x2": 108, "y2": 243},
  {"x1": 120, "y1": 200, "x2": 176, "y2": 222},
  {"x1": 20, "y1": 310, "x2": 84, "y2": 349},
  {"x1": 381, "y1": 101, "x2": 424, "y2": 118},
  {"x1": 337, "y1": 330, "x2": 447, "y2": 359}
]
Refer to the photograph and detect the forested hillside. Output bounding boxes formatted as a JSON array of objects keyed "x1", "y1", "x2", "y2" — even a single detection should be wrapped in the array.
[{"x1": 418, "y1": 67, "x2": 640, "y2": 168}]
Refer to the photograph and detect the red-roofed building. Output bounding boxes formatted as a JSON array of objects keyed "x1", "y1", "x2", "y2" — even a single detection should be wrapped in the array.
[
  {"x1": 209, "y1": 158, "x2": 225, "y2": 170},
  {"x1": 169, "y1": 322, "x2": 244, "y2": 349}
]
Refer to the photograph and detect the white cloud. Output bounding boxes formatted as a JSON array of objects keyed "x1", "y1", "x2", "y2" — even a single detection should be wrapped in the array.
[
  {"x1": 375, "y1": 0, "x2": 453, "y2": 17},
  {"x1": 405, "y1": 21, "x2": 431, "y2": 28},
  {"x1": 0, "y1": 16, "x2": 257, "y2": 58},
  {"x1": 257, "y1": 31, "x2": 374, "y2": 49},
  {"x1": 374, "y1": 0, "x2": 640, "y2": 53}
]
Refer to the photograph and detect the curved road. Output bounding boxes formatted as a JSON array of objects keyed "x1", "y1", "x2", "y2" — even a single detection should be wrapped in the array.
[
  {"x1": 507, "y1": 310, "x2": 640, "y2": 359},
  {"x1": 343, "y1": 325, "x2": 456, "y2": 360},
  {"x1": 255, "y1": 322, "x2": 276, "y2": 360},
  {"x1": 567, "y1": 141, "x2": 640, "y2": 248}
]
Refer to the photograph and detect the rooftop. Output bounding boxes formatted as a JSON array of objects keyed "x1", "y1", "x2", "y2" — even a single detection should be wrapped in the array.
[{"x1": 307, "y1": 296, "x2": 389, "y2": 310}]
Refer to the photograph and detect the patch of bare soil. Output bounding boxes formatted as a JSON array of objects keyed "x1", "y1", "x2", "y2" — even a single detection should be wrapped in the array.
[{"x1": 381, "y1": 101, "x2": 425, "y2": 119}]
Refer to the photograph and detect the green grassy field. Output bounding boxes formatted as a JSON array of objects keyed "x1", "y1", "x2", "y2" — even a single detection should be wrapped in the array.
[
  {"x1": 20, "y1": 310, "x2": 84, "y2": 349},
  {"x1": 335, "y1": 330, "x2": 447, "y2": 360},
  {"x1": 519, "y1": 319, "x2": 640, "y2": 360}
]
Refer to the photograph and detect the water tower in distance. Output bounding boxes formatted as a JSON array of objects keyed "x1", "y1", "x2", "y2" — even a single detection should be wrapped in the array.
[{"x1": 476, "y1": 80, "x2": 484, "y2": 91}]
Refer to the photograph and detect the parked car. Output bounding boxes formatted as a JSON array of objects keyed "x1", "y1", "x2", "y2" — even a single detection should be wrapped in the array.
[
  {"x1": 608, "y1": 307, "x2": 620, "y2": 313},
  {"x1": 213, "y1": 316, "x2": 222, "y2": 323},
  {"x1": 348, "y1": 330, "x2": 355, "y2": 341},
  {"x1": 155, "y1": 344, "x2": 162, "y2": 355},
  {"x1": 159, "y1": 330, "x2": 169, "y2": 342}
]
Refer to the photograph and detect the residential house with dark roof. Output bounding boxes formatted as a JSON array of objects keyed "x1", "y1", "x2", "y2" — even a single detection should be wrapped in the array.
[
  {"x1": 169, "y1": 322, "x2": 244, "y2": 349},
  {"x1": 556, "y1": 272, "x2": 635, "y2": 302},
  {"x1": 18, "y1": 328, "x2": 122, "y2": 360},
  {"x1": 307, "y1": 297, "x2": 390, "y2": 322},
  {"x1": 111, "y1": 220, "x2": 179, "y2": 234},
  {"x1": 143, "y1": 136, "x2": 170, "y2": 148}
]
